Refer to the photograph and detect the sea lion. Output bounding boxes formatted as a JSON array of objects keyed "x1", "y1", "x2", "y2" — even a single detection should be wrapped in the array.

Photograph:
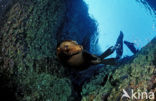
[{"x1": 57, "y1": 40, "x2": 116, "y2": 71}]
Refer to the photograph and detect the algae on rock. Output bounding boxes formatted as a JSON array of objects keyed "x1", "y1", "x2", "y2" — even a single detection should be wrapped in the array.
[
  {"x1": 16, "y1": 72, "x2": 72, "y2": 101},
  {"x1": 0, "y1": 0, "x2": 99, "y2": 100},
  {"x1": 0, "y1": 0, "x2": 71, "y2": 100}
]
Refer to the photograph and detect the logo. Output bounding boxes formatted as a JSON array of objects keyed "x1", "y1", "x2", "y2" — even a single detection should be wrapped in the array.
[
  {"x1": 121, "y1": 89, "x2": 155, "y2": 100},
  {"x1": 121, "y1": 89, "x2": 130, "y2": 99}
]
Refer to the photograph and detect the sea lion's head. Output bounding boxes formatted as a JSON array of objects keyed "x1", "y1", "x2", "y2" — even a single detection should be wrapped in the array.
[{"x1": 57, "y1": 40, "x2": 83, "y2": 57}]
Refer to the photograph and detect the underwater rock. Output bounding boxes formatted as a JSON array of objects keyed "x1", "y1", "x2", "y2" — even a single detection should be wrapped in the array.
[
  {"x1": 0, "y1": 0, "x2": 67, "y2": 76},
  {"x1": 15, "y1": 72, "x2": 72, "y2": 101},
  {"x1": 136, "y1": 0, "x2": 156, "y2": 14},
  {"x1": 0, "y1": 0, "x2": 98, "y2": 100},
  {"x1": 0, "y1": 0, "x2": 15, "y2": 21},
  {"x1": 0, "y1": 0, "x2": 98, "y2": 76},
  {"x1": 145, "y1": 0, "x2": 156, "y2": 11},
  {"x1": 81, "y1": 37, "x2": 156, "y2": 101}
]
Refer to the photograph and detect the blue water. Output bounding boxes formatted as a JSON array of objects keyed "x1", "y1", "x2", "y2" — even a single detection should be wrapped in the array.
[{"x1": 84, "y1": 0, "x2": 156, "y2": 57}]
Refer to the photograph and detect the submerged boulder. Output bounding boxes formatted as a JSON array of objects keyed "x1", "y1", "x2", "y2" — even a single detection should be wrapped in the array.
[
  {"x1": 0, "y1": 0, "x2": 98, "y2": 100},
  {"x1": 81, "y1": 37, "x2": 156, "y2": 101}
]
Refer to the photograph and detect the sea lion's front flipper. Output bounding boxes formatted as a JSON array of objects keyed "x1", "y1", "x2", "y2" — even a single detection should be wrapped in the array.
[
  {"x1": 100, "y1": 46, "x2": 116, "y2": 59},
  {"x1": 115, "y1": 31, "x2": 124, "y2": 59}
]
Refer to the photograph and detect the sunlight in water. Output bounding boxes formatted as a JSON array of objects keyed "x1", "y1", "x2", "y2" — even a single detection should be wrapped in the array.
[{"x1": 84, "y1": 0, "x2": 156, "y2": 57}]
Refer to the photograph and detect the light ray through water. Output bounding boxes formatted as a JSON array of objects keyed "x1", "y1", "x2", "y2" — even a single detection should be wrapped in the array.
[{"x1": 84, "y1": 0, "x2": 156, "y2": 57}]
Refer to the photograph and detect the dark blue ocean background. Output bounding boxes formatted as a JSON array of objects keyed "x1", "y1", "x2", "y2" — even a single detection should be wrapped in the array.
[{"x1": 84, "y1": 0, "x2": 156, "y2": 57}]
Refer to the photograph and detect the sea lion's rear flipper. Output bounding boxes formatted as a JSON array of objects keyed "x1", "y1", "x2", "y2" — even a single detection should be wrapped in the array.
[
  {"x1": 124, "y1": 41, "x2": 138, "y2": 54},
  {"x1": 101, "y1": 58, "x2": 117, "y2": 65},
  {"x1": 115, "y1": 31, "x2": 124, "y2": 59},
  {"x1": 100, "y1": 46, "x2": 116, "y2": 59}
]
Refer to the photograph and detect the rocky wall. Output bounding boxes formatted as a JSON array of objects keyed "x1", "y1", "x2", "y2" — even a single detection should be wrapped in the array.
[
  {"x1": 0, "y1": 0, "x2": 98, "y2": 100},
  {"x1": 81, "y1": 37, "x2": 156, "y2": 101}
]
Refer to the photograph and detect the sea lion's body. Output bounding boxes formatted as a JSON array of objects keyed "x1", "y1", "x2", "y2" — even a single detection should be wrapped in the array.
[
  {"x1": 57, "y1": 40, "x2": 116, "y2": 71},
  {"x1": 66, "y1": 51, "x2": 104, "y2": 70},
  {"x1": 65, "y1": 51, "x2": 84, "y2": 68},
  {"x1": 67, "y1": 52, "x2": 84, "y2": 67}
]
